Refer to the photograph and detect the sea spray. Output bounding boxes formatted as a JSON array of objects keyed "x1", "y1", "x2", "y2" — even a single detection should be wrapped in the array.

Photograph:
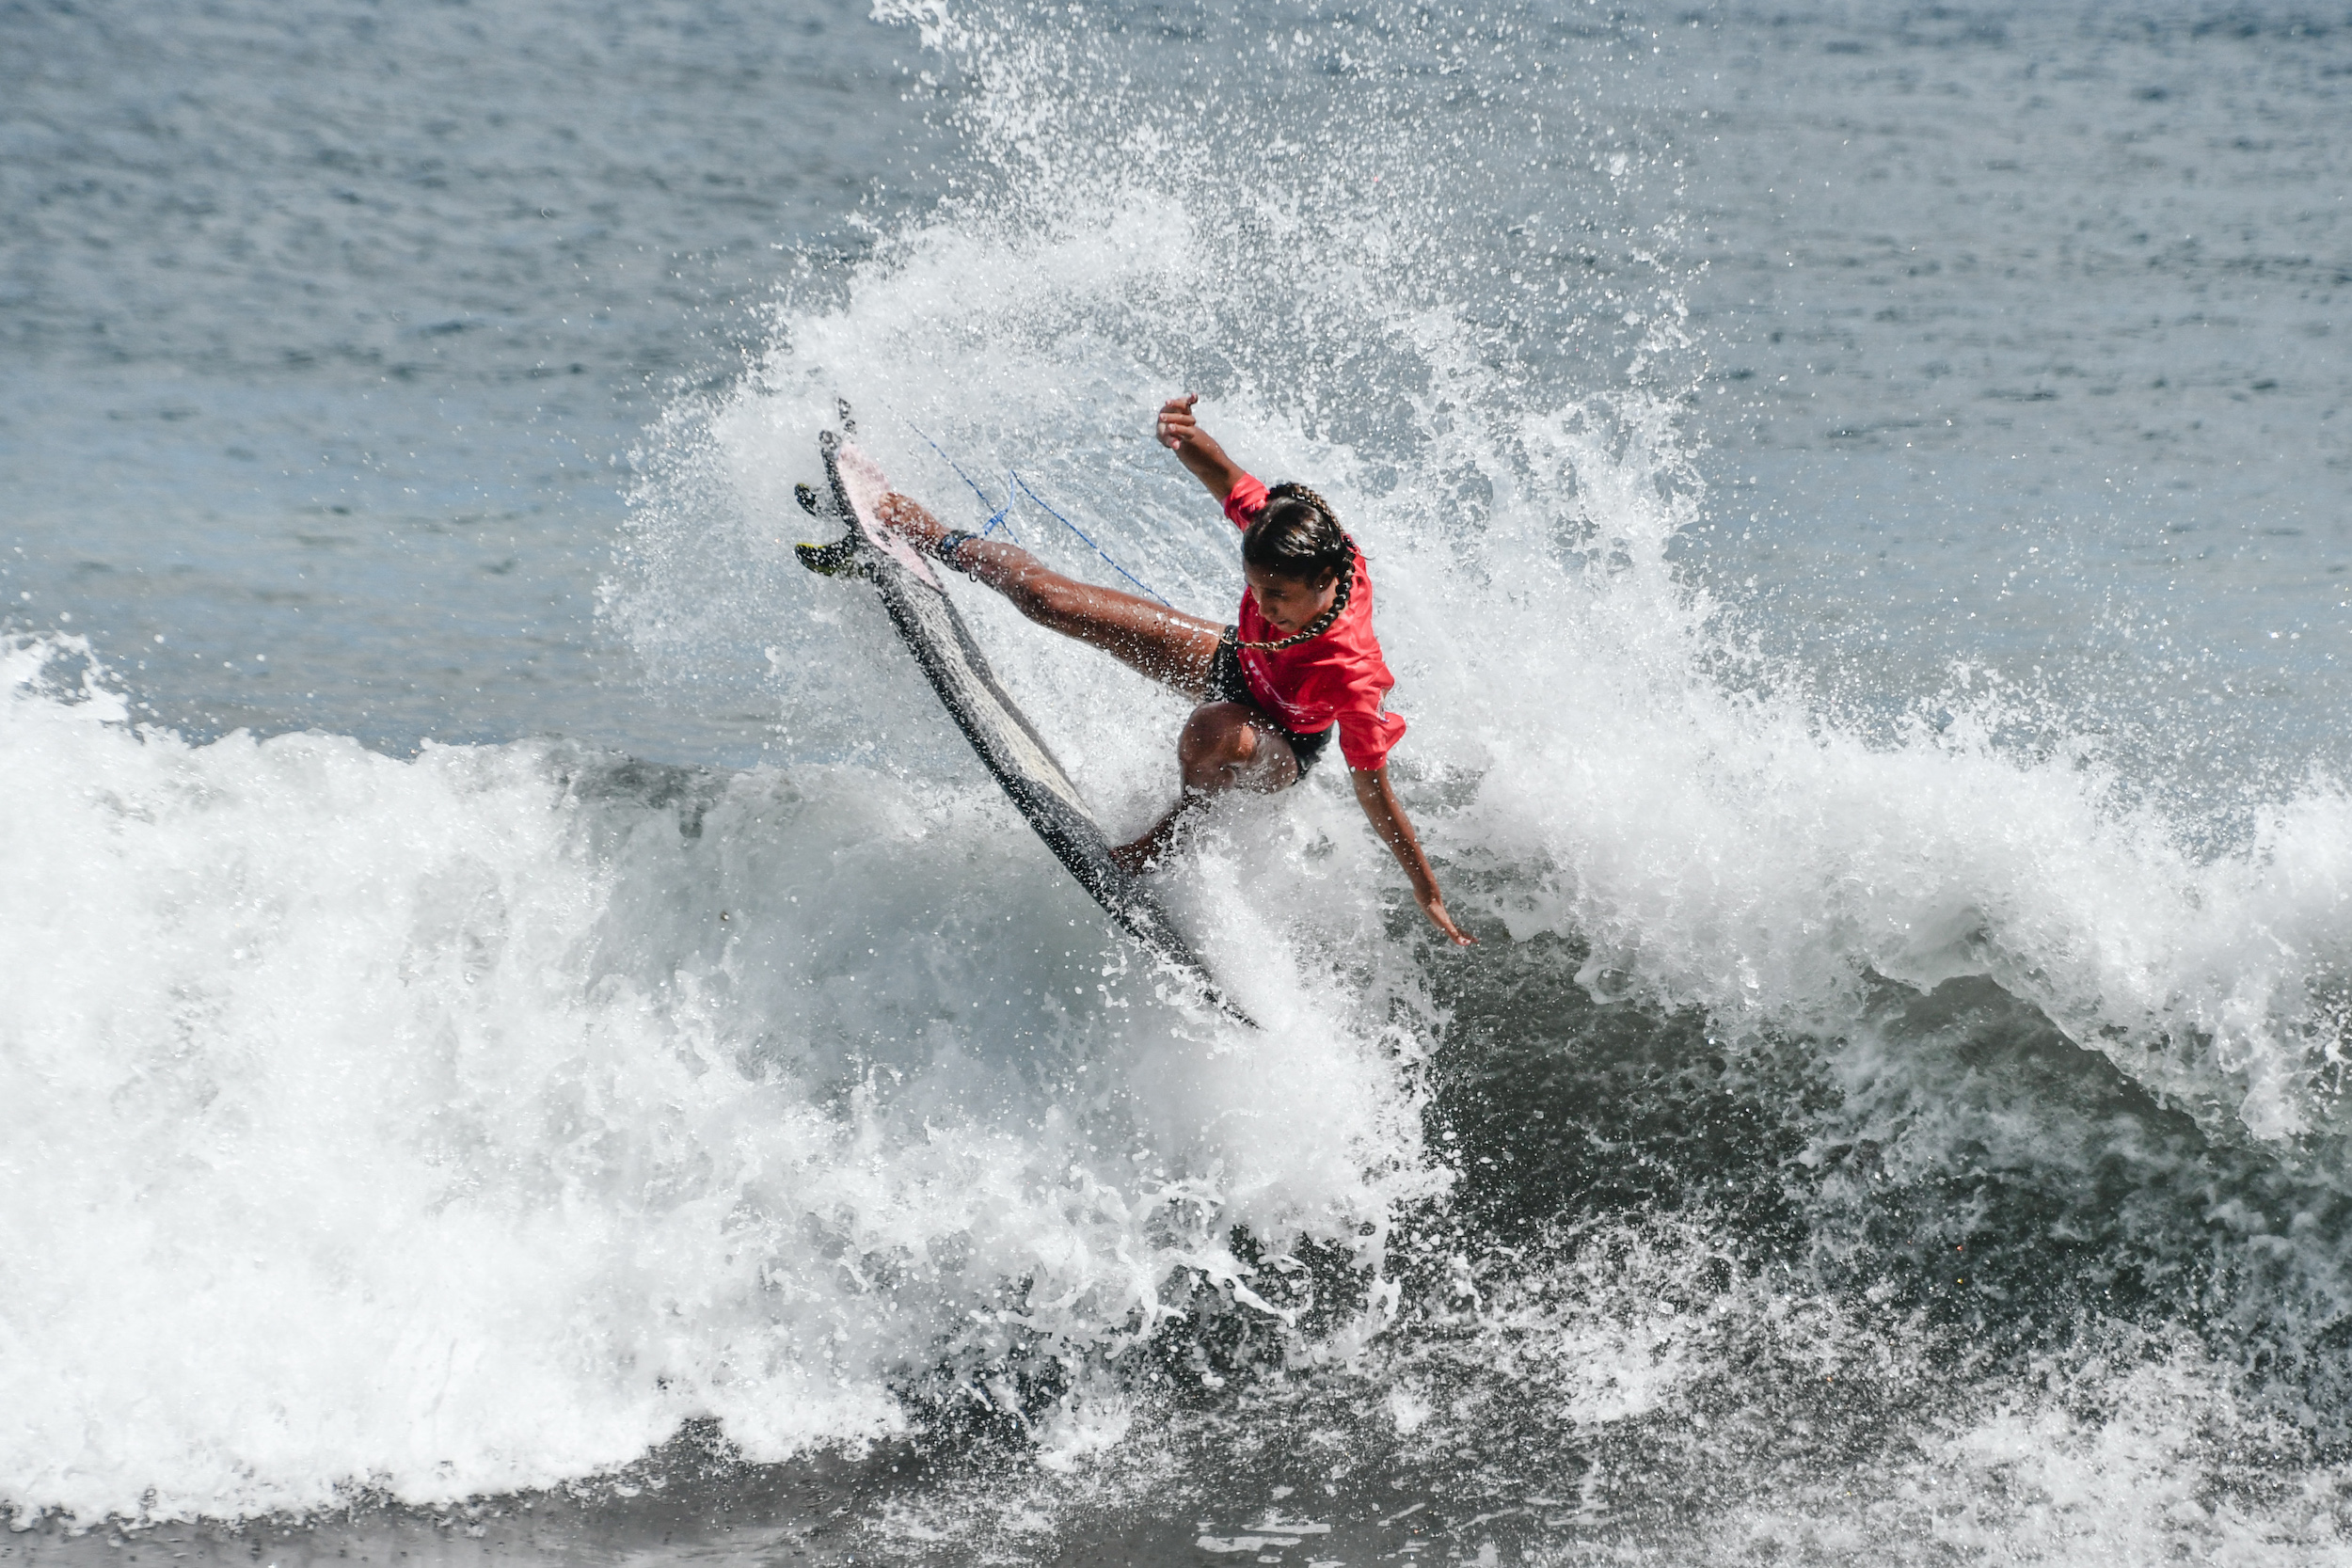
[
  {"x1": 603, "y1": 1, "x2": 2352, "y2": 1550},
  {"x1": 0, "y1": 634, "x2": 1425, "y2": 1523},
  {"x1": 14, "y1": 0, "x2": 2352, "y2": 1556}
]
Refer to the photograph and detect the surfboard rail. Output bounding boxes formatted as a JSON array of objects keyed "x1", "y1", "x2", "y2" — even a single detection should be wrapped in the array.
[{"x1": 799, "y1": 430, "x2": 1256, "y2": 1028}]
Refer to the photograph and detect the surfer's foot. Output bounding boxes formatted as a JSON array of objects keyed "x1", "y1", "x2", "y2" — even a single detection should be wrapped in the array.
[
  {"x1": 875, "y1": 493, "x2": 954, "y2": 557},
  {"x1": 1111, "y1": 786, "x2": 1213, "y2": 876},
  {"x1": 1107, "y1": 835, "x2": 1160, "y2": 876}
]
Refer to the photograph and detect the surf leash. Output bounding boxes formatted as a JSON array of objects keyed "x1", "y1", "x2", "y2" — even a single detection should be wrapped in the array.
[
  {"x1": 1009, "y1": 471, "x2": 1171, "y2": 607},
  {"x1": 901, "y1": 418, "x2": 1020, "y2": 542},
  {"x1": 893, "y1": 407, "x2": 1172, "y2": 608}
]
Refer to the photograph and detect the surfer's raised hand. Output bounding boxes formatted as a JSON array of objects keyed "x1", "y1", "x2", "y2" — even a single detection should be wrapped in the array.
[
  {"x1": 1156, "y1": 393, "x2": 1202, "y2": 447},
  {"x1": 1158, "y1": 394, "x2": 1246, "y2": 500}
]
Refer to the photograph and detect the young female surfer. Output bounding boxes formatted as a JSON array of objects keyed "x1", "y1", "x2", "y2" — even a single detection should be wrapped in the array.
[{"x1": 875, "y1": 394, "x2": 1475, "y2": 946}]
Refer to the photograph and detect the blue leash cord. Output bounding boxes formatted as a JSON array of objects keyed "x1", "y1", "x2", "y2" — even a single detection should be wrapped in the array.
[
  {"x1": 980, "y1": 492, "x2": 1014, "y2": 538},
  {"x1": 904, "y1": 420, "x2": 1019, "y2": 543},
  {"x1": 1010, "y1": 470, "x2": 1170, "y2": 608},
  {"x1": 899, "y1": 413, "x2": 1171, "y2": 606},
  {"x1": 899, "y1": 413, "x2": 1171, "y2": 605}
]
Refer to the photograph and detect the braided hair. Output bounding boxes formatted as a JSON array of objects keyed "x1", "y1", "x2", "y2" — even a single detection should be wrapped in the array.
[
  {"x1": 1242, "y1": 483, "x2": 1351, "y2": 584},
  {"x1": 1236, "y1": 483, "x2": 1356, "y2": 652}
]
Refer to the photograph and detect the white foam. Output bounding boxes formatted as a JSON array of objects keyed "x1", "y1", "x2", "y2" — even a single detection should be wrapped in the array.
[
  {"x1": 21, "y1": 0, "x2": 2352, "y2": 1534},
  {"x1": 0, "y1": 636, "x2": 1422, "y2": 1523},
  {"x1": 622, "y1": 143, "x2": 2352, "y2": 1148}
]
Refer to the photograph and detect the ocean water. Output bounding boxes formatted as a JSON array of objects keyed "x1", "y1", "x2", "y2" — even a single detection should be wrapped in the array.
[{"x1": 7, "y1": 0, "x2": 2352, "y2": 1561}]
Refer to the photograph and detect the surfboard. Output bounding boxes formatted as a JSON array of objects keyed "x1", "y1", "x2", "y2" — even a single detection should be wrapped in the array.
[{"x1": 795, "y1": 427, "x2": 1256, "y2": 1028}]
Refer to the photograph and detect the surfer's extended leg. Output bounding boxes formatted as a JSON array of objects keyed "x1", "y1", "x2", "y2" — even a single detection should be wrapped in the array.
[
  {"x1": 872, "y1": 493, "x2": 1303, "y2": 875},
  {"x1": 1107, "y1": 702, "x2": 1300, "y2": 874},
  {"x1": 877, "y1": 493, "x2": 1225, "y2": 697}
]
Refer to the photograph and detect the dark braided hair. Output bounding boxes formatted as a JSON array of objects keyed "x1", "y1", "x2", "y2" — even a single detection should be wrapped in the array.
[
  {"x1": 1242, "y1": 483, "x2": 1353, "y2": 587},
  {"x1": 1235, "y1": 483, "x2": 1357, "y2": 652}
]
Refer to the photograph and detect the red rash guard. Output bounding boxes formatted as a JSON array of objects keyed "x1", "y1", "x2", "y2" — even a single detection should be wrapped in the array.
[{"x1": 1222, "y1": 472, "x2": 1407, "y2": 772}]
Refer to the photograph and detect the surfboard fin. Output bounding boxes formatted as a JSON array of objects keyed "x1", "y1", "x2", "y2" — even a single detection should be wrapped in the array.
[
  {"x1": 794, "y1": 474, "x2": 868, "y2": 576},
  {"x1": 795, "y1": 534, "x2": 866, "y2": 578}
]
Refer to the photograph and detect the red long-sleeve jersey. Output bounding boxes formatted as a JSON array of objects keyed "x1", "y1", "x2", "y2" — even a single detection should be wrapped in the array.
[{"x1": 1221, "y1": 473, "x2": 1407, "y2": 772}]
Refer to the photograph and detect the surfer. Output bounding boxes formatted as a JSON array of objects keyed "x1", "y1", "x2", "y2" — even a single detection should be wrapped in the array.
[{"x1": 871, "y1": 395, "x2": 1476, "y2": 947}]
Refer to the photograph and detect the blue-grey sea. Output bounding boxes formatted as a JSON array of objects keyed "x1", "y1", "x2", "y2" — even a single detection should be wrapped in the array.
[{"x1": 5, "y1": 2, "x2": 2352, "y2": 1562}]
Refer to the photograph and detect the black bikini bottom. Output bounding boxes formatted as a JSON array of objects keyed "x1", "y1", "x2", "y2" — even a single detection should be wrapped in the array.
[{"x1": 1206, "y1": 627, "x2": 1334, "y2": 775}]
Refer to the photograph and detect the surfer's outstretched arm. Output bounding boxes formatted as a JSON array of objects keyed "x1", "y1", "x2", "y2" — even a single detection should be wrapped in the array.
[{"x1": 1351, "y1": 766, "x2": 1477, "y2": 946}]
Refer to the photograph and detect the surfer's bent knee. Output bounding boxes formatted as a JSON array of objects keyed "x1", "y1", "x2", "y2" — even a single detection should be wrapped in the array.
[{"x1": 1179, "y1": 702, "x2": 1296, "y2": 793}]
